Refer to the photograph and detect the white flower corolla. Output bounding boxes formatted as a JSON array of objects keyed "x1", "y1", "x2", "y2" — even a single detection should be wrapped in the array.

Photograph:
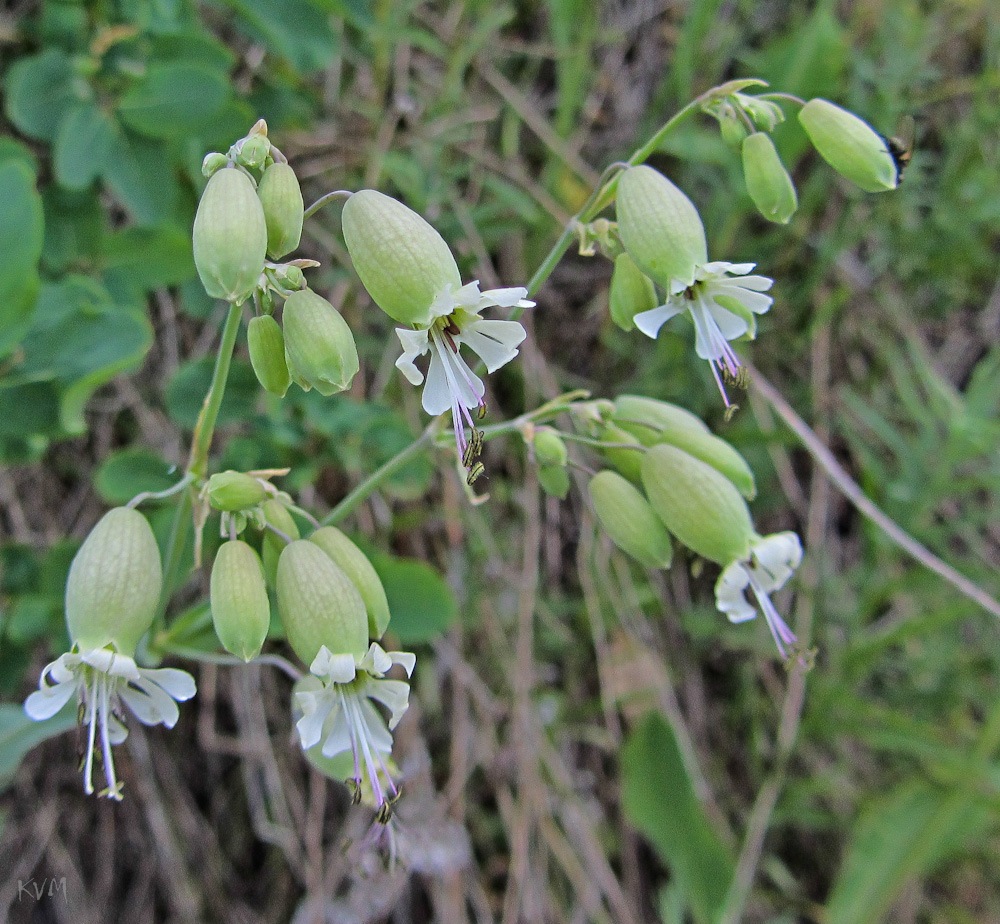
[
  {"x1": 715, "y1": 531, "x2": 803, "y2": 660},
  {"x1": 24, "y1": 647, "x2": 196, "y2": 800},
  {"x1": 295, "y1": 642, "x2": 416, "y2": 821},
  {"x1": 395, "y1": 281, "x2": 533, "y2": 462},
  {"x1": 633, "y1": 261, "x2": 773, "y2": 408}
]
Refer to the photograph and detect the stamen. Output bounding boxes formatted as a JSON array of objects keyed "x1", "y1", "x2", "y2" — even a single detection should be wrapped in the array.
[
  {"x1": 99, "y1": 672, "x2": 123, "y2": 800},
  {"x1": 748, "y1": 575, "x2": 797, "y2": 659},
  {"x1": 83, "y1": 669, "x2": 99, "y2": 795}
]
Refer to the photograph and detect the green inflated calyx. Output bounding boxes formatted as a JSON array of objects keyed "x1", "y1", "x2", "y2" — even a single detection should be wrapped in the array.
[
  {"x1": 615, "y1": 165, "x2": 707, "y2": 289},
  {"x1": 65, "y1": 507, "x2": 163, "y2": 655},
  {"x1": 261, "y1": 499, "x2": 299, "y2": 587},
  {"x1": 192, "y1": 167, "x2": 267, "y2": 303},
  {"x1": 798, "y1": 99, "x2": 898, "y2": 193},
  {"x1": 206, "y1": 470, "x2": 269, "y2": 512},
  {"x1": 248, "y1": 315, "x2": 291, "y2": 397},
  {"x1": 609, "y1": 253, "x2": 658, "y2": 332},
  {"x1": 210, "y1": 540, "x2": 270, "y2": 661},
  {"x1": 277, "y1": 540, "x2": 368, "y2": 666},
  {"x1": 742, "y1": 132, "x2": 798, "y2": 224},
  {"x1": 309, "y1": 527, "x2": 391, "y2": 639},
  {"x1": 282, "y1": 288, "x2": 359, "y2": 396},
  {"x1": 612, "y1": 395, "x2": 756, "y2": 499},
  {"x1": 589, "y1": 471, "x2": 672, "y2": 569},
  {"x1": 341, "y1": 189, "x2": 462, "y2": 327},
  {"x1": 641, "y1": 444, "x2": 754, "y2": 565},
  {"x1": 258, "y1": 163, "x2": 303, "y2": 259}
]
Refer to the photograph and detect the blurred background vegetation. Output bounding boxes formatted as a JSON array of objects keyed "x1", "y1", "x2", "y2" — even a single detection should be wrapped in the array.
[{"x1": 0, "y1": 0, "x2": 998, "y2": 921}]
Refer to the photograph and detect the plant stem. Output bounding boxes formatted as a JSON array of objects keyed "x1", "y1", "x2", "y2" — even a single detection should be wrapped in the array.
[{"x1": 303, "y1": 189, "x2": 354, "y2": 221}]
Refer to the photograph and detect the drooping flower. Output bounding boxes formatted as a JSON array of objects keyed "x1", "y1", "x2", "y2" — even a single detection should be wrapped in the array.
[
  {"x1": 295, "y1": 642, "x2": 416, "y2": 822},
  {"x1": 24, "y1": 648, "x2": 195, "y2": 800},
  {"x1": 633, "y1": 262, "x2": 773, "y2": 408},
  {"x1": 715, "y1": 531, "x2": 803, "y2": 660},
  {"x1": 395, "y1": 281, "x2": 532, "y2": 461}
]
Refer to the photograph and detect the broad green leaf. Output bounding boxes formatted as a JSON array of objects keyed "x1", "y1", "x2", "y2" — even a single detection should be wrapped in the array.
[
  {"x1": 118, "y1": 62, "x2": 230, "y2": 139},
  {"x1": 102, "y1": 225, "x2": 196, "y2": 291},
  {"x1": 370, "y1": 554, "x2": 457, "y2": 645},
  {"x1": 221, "y1": 0, "x2": 337, "y2": 74},
  {"x1": 150, "y1": 31, "x2": 237, "y2": 71},
  {"x1": 102, "y1": 126, "x2": 178, "y2": 225},
  {"x1": 53, "y1": 101, "x2": 116, "y2": 189},
  {"x1": 3, "y1": 49, "x2": 79, "y2": 141},
  {"x1": 95, "y1": 448, "x2": 181, "y2": 505},
  {"x1": 164, "y1": 356, "x2": 259, "y2": 430},
  {"x1": 825, "y1": 780, "x2": 986, "y2": 924},
  {"x1": 0, "y1": 161, "x2": 45, "y2": 358},
  {"x1": 622, "y1": 712, "x2": 735, "y2": 924},
  {"x1": 0, "y1": 137, "x2": 38, "y2": 176},
  {"x1": 0, "y1": 703, "x2": 76, "y2": 791},
  {"x1": 41, "y1": 186, "x2": 104, "y2": 274}
]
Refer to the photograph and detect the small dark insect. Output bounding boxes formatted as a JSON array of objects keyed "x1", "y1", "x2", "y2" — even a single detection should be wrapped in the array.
[{"x1": 883, "y1": 115, "x2": 914, "y2": 183}]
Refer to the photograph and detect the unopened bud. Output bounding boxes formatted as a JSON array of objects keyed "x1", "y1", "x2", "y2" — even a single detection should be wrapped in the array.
[
  {"x1": 538, "y1": 464, "x2": 570, "y2": 499},
  {"x1": 798, "y1": 99, "x2": 897, "y2": 193},
  {"x1": 201, "y1": 152, "x2": 228, "y2": 178},
  {"x1": 210, "y1": 540, "x2": 270, "y2": 661},
  {"x1": 258, "y1": 163, "x2": 303, "y2": 259},
  {"x1": 589, "y1": 471, "x2": 672, "y2": 569},
  {"x1": 206, "y1": 471, "x2": 269, "y2": 512},
  {"x1": 598, "y1": 423, "x2": 644, "y2": 483},
  {"x1": 309, "y1": 527, "x2": 391, "y2": 640},
  {"x1": 261, "y1": 499, "x2": 299, "y2": 587},
  {"x1": 739, "y1": 94, "x2": 784, "y2": 133},
  {"x1": 193, "y1": 168, "x2": 267, "y2": 303},
  {"x1": 342, "y1": 189, "x2": 461, "y2": 327},
  {"x1": 65, "y1": 508, "x2": 162, "y2": 655},
  {"x1": 282, "y1": 288, "x2": 359, "y2": 396},
  {"x1": 248, "y1": 315, "x2": 291, "y2": 397},
  {"x1": 277, "y1": 540, "x2": 368, "y2": 665},
  {"x1": 533, "y1": 428, "x2": 568, "y2": 468},
  {"x1": 742, "y1": 132, "x2": 797, "y2": 225},
  {"x1": 641, "y1": 444, "x2": 754, "y2": 565},
  {"x1": 236, "y1": 134, "x2": 270, "y2": 170},
  {"x1": 616, "y1": 165, "x2": 707, "y2": 289},
  {"x1": 609, "y1": 253, "x2": 658, "y2": 332}
]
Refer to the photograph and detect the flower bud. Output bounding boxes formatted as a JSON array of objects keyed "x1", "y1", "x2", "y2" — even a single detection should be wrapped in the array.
[
  {"x1": 641, "y1": 444, "x2": 754, "y2": 565},
  {"x1": 609, "y1": 253, "x2": 658, "y2": 331},
  {"x1": 236, "y1": 134, "x2": 270, "y2": 170},
  {"x1": 261, "y1": 499, "x2": 299, "y2": 587},
  {"x1": 210, "y1": 540, "x2": 270, "y2": 661},
  {"x1": 719, "y1": 115, "x2": 749, "y2": 147},
  {"x1": 282, "y1": 288, "x2": 359, "y2": 396},
  {"x1": 613, "y1": 395, "x2": 756, "y2": 499},
  {"x1": 798, "y1": 99, "x2": 897, "y2": 193},
  {"x1": 538, "y1": 464, "x2": 570, "y2": 499},
  {"x1": 257, "y1": 163, "x2": 303, "y2": 259},
  {"x1": 66, "y1": 507, "x2": 163, "y2": 654},
  {"x1": 341, "y1": 189, "x2": 462, "y2": 327},
  {"x1": 247, "y1": 315, "x2": 291, "y2": 397},
  {"x1": 533, "y1": 428, "x2": 568, "y2": 468},
  {"x1": 277, "y1": 540, "x2": 368, "y2": 665},
  {"x1": 739, "y1": 94, "x2": 784, "y2": 133},
  {"x1": 589, "y1": 471, "x2": 672, "y2": 569},
  {"x1": 201, "y1": 152, "x2": 228, "y2": 178},
  {"x1": 742, "y1": 132, "x2": 798, "y2": 225},
  {"x1": 616, "y1": 165, "x2": 707, "y2": 289},
  {"x1": 193, "y1": 167, "x2": 267, "y2": 303},
  {"x1": 206, "y1": 471, "x2": 268, "y2": 512},
  {"x1": 598, "y1": 423, "x2": 645, "y2": 483},
  {"x1": 309, "y1": 527, "x2": 391, "y2": 640}
]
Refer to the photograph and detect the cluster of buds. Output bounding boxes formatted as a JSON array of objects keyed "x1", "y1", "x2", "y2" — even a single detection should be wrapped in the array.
[
  {"x1": 572, "y1": 397, "x2": 804, "y2": 663},
  {"x1": 194, "y1": 121, "x2": 359, "y2": 400}
]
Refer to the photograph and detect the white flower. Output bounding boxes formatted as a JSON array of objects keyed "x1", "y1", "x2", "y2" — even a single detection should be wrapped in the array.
[
  {"x1": 715, "y1": 531, "x2": 803, "y2": 659},
  {"x1": 294, "y1": 642, "x2": 415, "y2": 820},
  {"x1": 634, "y1": 261, "x2": 773, "y2": 408},
  {"x1": 395, "y1": 281, "x2": 533, "y2": 461},
  {"x1": 24, "y1": 647, "x2": 196, "y2": 800}
]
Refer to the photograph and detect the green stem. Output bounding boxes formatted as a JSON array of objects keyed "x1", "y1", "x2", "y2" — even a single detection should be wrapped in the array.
[
  {"x1": 187, "y1": 301, "x2": 243, "y2": 479},
  {"x1": 303, "y1": 189, "x2": 354, "y2": 221}
]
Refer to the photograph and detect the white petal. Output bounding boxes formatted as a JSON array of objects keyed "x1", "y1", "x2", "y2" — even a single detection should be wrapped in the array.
[
  {"x1": 388, "y1": 651, "x2": 416, "y2": 678},
  {"x1": 121, "y1": 676, "x2": 181, "y2": 727},
  {"x1": 748, "y1": 532, "x2": 802, "y2": 593},
  {"x1": 421, "y1": 349, "x2": 456, "y2": 415},
  {"x1": 435, "y1": 281, "x2": 481, "y2": 316},
  {"x1": 295, "y1": 689, "x2": 335, "y2": 750},
  {"x1": 319, "y1": 703, "x2": 353, "y2": 759},
  {"x1": 477, "y1": 286, "x2": 532, "y2": 309},
  {"x1": 81, "y1": 648, "x2": 141, "y2": 680},
  {"x1": 633, "y1": 303, "x2": 683, "y2": 339},
  {"x1": 423, "y1": 339, "x2": 484, "y2": 415},
  {"x1": 367, "y1": 679, "x2": 411, "y2": 729},
  {"x1": 701, "y1": 260, "x2": 756, "y2": 276},
  {"x1": 715, "y1": 562, "x2": 757, "y2": 623},
  {"x1": 311, "y1": 647, "x2": 357, "y2": 684},
  {"x1": 712, "y1": 283, "x2": 773, "y2": 314},
  {"x1": 24, "y1": 678, "x2": 78, "y2": 720},
  {"x1": 139, "y1": 667, "x2": 196, "y2": 701},
  {"x1": 361, "y1": 642, "x2": 393, "y2": 676},
  {"x1": 459, "y1": 319, "x2": 526, "y2": 373},
  {"x1": 106, "y1": 711, "x2": 129, "y2": 744},
  {"x1": 357, "y1": 698, "x2": 394, "y2": 754},
  {"x1": 395, "y1": 328, "x2": 430, "y2": 386},
  {"x1": 704, "y1": 300, "x2": 750, "y2": 340},
  {"x1": 689, "y1": 301, "x2": 745, "y2": 360}
]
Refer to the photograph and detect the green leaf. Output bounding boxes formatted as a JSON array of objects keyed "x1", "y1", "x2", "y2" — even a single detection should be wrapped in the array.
[
  {"x1": 95, "y1": 448, "x2": 181, "y2": 505},
  {"x1": 220, "y1": 0, "x2": 337, "y2": 73},
  {"x1": 0, "y1": 703, "x2": 76, "y2": 791},
  {"x1": 53, "y1": 101, "x2": 116, "y2": 190},
  {"x1": 117, "y1": 62, "x2": 230, "y2": 139},
  {"x1": 164, "y1": 356, "x2": 259, "y2": 430},
  {"x1": 825, "y1": 780, "x2": 986, "y2": 924},
  {"x1": 101, "y1": 126, "x2": 178, "y2": 225},
  {"x1": 102, "y1": 225, "x2": 196, "y2": 290},
  {"x1": 370, "y1": 554, "x2": 458, "y2": 645},
  {"x1": 3, "y1": 49, "x2": 79, "y2": 141},
  {"x1": 0, "y1": 161, "x2": 45, "y2": 358},
  {"x1": 622, "y1": 712, "x2": 735, "y2": 924}
]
